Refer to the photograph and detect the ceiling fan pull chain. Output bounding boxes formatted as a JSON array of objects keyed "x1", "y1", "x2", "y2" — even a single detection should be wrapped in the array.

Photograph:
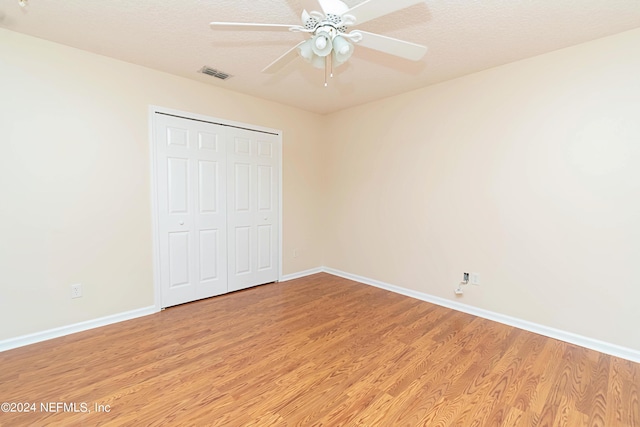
[
  {"x1": 324, "y1": 56, "x2": 328, "y2": 87},
  {"x1": 330, "y1": 54, "x2": 334, "y2": 78}
]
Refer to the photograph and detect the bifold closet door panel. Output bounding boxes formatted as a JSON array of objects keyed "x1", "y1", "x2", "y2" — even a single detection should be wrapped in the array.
[
  {"x1": 155, "y1": 114, "x2": 228, "y2": 308},
  {"x1": 227, "y1": 128, "x2": 280, "y2": 292}
]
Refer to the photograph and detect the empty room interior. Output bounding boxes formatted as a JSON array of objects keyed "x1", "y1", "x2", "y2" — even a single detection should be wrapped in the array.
[{"x1": 1, "y1": 0, "x2": 639, "y2": 425}]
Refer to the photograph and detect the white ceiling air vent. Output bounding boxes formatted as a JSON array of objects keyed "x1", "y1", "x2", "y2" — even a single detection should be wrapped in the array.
[{"x1": 199, "y1": 66, "x2": 232, "y2": 80}]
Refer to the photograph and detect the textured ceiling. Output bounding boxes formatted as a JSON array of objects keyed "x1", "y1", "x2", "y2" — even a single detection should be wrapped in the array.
[{"x1": 1, "y1": 0, "x2": 639, "y2": 114}]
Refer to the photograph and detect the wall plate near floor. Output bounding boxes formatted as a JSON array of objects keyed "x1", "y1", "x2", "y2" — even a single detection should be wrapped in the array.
[
  {"x1": 470, "y1": 273, "x2": 480, "y2": 286},
  {"x1": 71, "y1": 284, "x2": 82, "y2": 299}
]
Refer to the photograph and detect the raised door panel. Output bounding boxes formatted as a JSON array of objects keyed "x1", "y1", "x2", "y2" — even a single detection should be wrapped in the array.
[
  {"x1": 168, "y1": 232, "x2": 190, "y2": 287},
  {"x1": 257, "y1": 225, "x2": 273, "y2": 271},
  {"x1": 198, "y1": 160, "x2": 219, "y2": 214},
  {"x1": 234, "y1": 163, "x2": 251, "y2": 213},
  {"x1": 234, "y1": 226, "x2": 251, "y2": 275},
  {"x1": 168, "y1": 158, "x2": 189, "y2": 214},
  {"x1": 257, "y1": 165, "x2": 273, "y2": 211},
  {"x1": 199, "y1": 229, "x2": 219, "y2": 282}
]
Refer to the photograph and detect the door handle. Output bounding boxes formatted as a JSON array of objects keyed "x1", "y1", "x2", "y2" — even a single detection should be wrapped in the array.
[{"x1": 179, "y1": 221, "x2": 184, "y2": 225}]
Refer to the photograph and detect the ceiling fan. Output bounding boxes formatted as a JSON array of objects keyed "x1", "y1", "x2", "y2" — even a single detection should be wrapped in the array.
[{"x1": 210, "y1": 0, "x2": 428, "y2": 86}]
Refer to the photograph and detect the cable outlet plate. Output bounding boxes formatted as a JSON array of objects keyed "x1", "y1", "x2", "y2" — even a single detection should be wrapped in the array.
[
  {"x1": 470, "y1": 273, "x2": 480, "y2": 286},
  {"x1": 71, "y1": 284, "x2": 82, "y2": 299}
]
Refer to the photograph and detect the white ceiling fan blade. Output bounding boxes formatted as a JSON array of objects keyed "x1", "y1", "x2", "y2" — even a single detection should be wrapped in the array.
[
  {"x1": 346, "y1": 0, "x2": 426, "y2": 25},
  {"x1": 354, "y1": 30, "x2": 427, "y2": 61},
  {"x1": 261, "y1": 41, "x2": 305, "y2": 74},
  {"x1": 210, "y1": 22, "x2": 301, "y2": 32},
  {"x1": 301, "y1": 0, "x2": 327, "y2": 15},
  {"x1": 320, "y1": 0, "x2": 351, "y2": 15}
]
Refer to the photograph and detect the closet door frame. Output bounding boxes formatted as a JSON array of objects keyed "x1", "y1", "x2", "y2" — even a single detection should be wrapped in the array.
[{"x1": 149, "y1": 106, "x2": 283, "y2": 310}]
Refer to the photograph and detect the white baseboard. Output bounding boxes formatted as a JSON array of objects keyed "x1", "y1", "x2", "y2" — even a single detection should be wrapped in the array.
[
  {"x1": 0, "y1": 306, "x2": 158, "y2": 353},
  {"x1": 1, "y1": 267, "x2": 326, "y2": 352},
  {"x1": 280, "y1": 267, "x2": 324, "y2": 282},
  {"x1": 4, "y1": 269, "x2": 638, "y2": 364},
  {"x1": 323, "y1": 267, "x2": 640, "y2": 364}
]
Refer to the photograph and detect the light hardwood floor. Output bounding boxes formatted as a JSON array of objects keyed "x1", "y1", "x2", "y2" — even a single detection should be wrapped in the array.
[{"x1": 0, "y1": 273, "x2": 638, "y2": 426}]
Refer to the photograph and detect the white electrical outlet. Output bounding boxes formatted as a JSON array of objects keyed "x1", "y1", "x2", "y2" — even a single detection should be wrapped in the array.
[
  {"x1": 293, "y1": 248, "x2": 299, "y2": 258},
  {"x1": 471, "y1": 273, "x2": 480, "y2": 286},
  {"x1": 71, "y1": 284, "x2": 82, "y2": 299}
]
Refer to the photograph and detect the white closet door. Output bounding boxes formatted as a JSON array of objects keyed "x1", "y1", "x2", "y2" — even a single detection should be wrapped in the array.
[
  {"x1": 227, "y1": 128, "x2": 280, "y2": 292},
  {"x1": 155, "y1": 114, "x2": 228, "y2": 307}
]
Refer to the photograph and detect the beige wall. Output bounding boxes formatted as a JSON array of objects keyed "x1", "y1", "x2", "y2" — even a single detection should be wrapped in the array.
[
  {"x1": 0, "y1": 28, "x2": 325, "y2": 340},
  {"x1": 324, "y1": 28, "x2": 640, "y2": 351},
  {"x1": 2, "y1": 26, "x2": 639, "y2": 353}
]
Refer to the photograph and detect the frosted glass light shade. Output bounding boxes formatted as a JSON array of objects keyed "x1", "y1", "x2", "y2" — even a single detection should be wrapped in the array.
[
  {"x1": 298, "y1": 39, "x2": 326, "y2": 69},
  {"x1": 311, "y1": 54, "x2": 325, "y2": 69},
  {"x1": 332, "y1": 36, "x2": 354, "y2": 65},
  {"x1": 311, "y1": 32, "x2": 333, "y2": 57},
  {"x1": 298, "y1": 39, "x2": 315, "y2": 62}
]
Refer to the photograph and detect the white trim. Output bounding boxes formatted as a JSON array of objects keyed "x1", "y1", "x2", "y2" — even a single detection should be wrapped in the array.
[
  {"x1": 280, "y1": 267, "x2": 324, "y2": 282},
  {"x1": 4, "y1": 267, "x2": 637, "y2": 362},
  {"x1": 149, "y1": 106, "x2": 281, "y2": 136},
  {"x1": 149, "y1": 106, "x2": 163, "y2": 311},
  {"x1": 322, "y1": 267, "x2": 640, "y2": 363},
  {"x1": 278, "y1": 131, "x2": 283, "y2": 284},
  {"x1": 148, "y1": 106, "x2": 283, "y2": 309},
  {"x1": 0, "y1": 306, "x2": 158, "y2": 353}
]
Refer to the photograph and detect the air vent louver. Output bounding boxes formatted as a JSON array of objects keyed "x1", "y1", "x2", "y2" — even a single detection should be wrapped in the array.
[{"x1": 199, "y1": 66, "x2": 232, "y2": 80}]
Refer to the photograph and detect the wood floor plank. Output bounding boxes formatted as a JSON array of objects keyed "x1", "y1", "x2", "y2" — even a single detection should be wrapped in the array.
[
  {"x1": 466, "y1": 332, "x2": 538, "y2": 426},
  {"x1": 579, "y1": 352, "x2": 610, "y2": 427},
  {"x1": 0, "y1": 273, "x2": 638, "y2": 426},
  {"x1": 501, "y1": 407, "x2": 524, "y2": 427}
]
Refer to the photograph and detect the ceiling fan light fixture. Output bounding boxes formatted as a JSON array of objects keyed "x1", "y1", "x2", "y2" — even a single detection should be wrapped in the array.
[
  {"x1": 311, "y1": 54, "x2": 326, "y2": 69},
  {"x1": 311, "y1": 32, "x2": 333, "y2": 57},
  {"x1": 210, "y1": 0, "x2": 430, "y2": 85},
  {"x1": 298, "y1": 39, "x2": 315, "y2": 62},
  {"x1": 332, "y1": 35, "x2": 353, "y2": 65},
  {"x1": 298, "y1": 39, "x2": 325, "y2": 69}
]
